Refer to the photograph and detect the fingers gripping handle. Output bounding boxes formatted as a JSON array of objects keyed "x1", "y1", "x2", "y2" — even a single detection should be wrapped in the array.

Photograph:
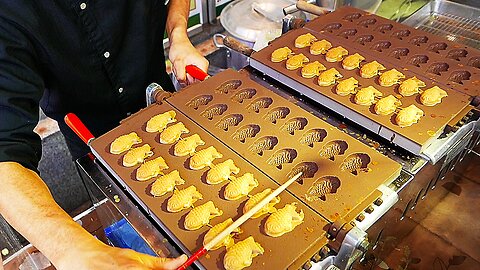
[
  {"x1": 177, "y1": 248, "x2": 207, "y2": 270},
  {"x1": 185, "y1": 65, "x2": 210, "y2": 81},
  {"x1": 64, "y1": 113, "x2": 95, "y2": 145}
]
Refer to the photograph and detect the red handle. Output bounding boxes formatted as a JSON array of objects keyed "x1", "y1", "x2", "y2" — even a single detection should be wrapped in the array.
[
  {"x1": 64, "y1": 113, "x2": 95, "y2": 145},
  {"x1": 185, "y1": 65, "x2": 209, "y2": 81},
  {"x1": 176, "y1": 247, "x2": 207, "y2": 270}
]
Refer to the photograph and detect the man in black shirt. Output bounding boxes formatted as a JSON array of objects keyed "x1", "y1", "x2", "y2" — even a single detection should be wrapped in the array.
[{"x1": 0, "y1": 0, "x2": 208, "y2": 269}]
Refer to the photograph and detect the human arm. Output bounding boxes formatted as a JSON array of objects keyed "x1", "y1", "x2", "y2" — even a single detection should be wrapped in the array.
[{"x1": 166, "y1": 0, "x2": 209, "y2": 85}]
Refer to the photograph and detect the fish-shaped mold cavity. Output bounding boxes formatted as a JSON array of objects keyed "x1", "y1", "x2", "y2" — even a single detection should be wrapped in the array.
[
  {"x1": 173, "y1": 134, "x2": 205, "y2": 157},
  {"x1": 407, "y1": 55, "x2": 429, "y2": 67},
  {"x1": 186, "y1": 94, "x2": 213, "y2": 110},
  {"x1": 215, "y1": 80, "x2": 242, "y2": 94},
  {"x1": 246, "y1": 97, "x2": 273, "y2": 113},
  {"x1": 343, "y1": 12, "x2": 362, "y2": 21},
  {"x1": 322, "y1": 22, "x2": 342, "y2": 32},
  {"x1": 305, "y1": 176, "x2": 341, "y2": 202},
  {"x1": 264, "y1": 107, "x2": 290, "y2": 124},
  {"x1": 355, "y1": 35, "x2": 374, "y2": 45},
  {"x1": 215, "y1": 114, "x2": 244, "y2": 131},
  {"x1": 467, "y1": 56, "x2": 480, "y2": 69},
  {"x1": 299, "y1": 128, "x2": 327, "y2": 147},
  {"x1": 248, "y1": 136, "x2": 278, "y2": 156},
  {"x1": 280, "y1": 117, "x2": 308, "y2": 135},
  {"x1": 340, "y1": 153, "x2": 371, "y2": 175},
  {"x1": 264, "y1": 203, "x2": 304, "y2": 237},
  {"x1": 427, "y1": 42, "x2": 448, "y2": 53},
  {"x1": 266, "y1": 148, "x2": 297, "y2": 169},
  {"x1": 123, "y1": 144, "x2": 154, "y2": 167},
  {"x1": 206, "y1": 159, "x2": 240, "y2": 185},
  {"x1": 391, "y1": 29, "x2": 411, "y2": 40},
  {"x1": 166, "y1": 185, "x2": 203, "y2": 213},
  {"x1": 370, "y1": 41, "x2": 391, "y2": 52},
  {"x1": 224, "y1": 173, "x2": 259, "y2": 201},
  {"x1": 203, "y1": 218, "x2": 242, "y2": 250},
  {"x1": 136, "y1": 156, "x2": 169, "y2": 181},
  {"x1": 446, "y1": 49, "x2": 468, "y2": 61},
  {"x1": 448, "y1": 70, "x2": 471, "y2": 85},
  {"x1": 319, "y1": 140, "x2": 348, "y2": 161},
  {"x1": 184, "y1": 201, "x2": 223, "y2": 230},
  {"x1": 409, "y1": 35, "x2": 429, "y2": 46},
  {"x1": 389, "y1": 48, "x2": 409, "y2": 59},
  {"x1": 201, "y1": 104, "x2": 228, "y2": 120},
  {"x1": 231, "y1": 88, "x2": 257, "y2": 103},
  {"x1": 337, "y1": 28, "x2": 357, "y2": 39},
  {"x1": 159, "y1": 122, "x2": 189, "y2": 144},
  {"x1": 150, "y1": 170, "x2": 185, "y2": 197},
  {"x1": 232, "y1": 124, "x2": 260, "y2": 143},
  {"x1": 427, "y1": 62, "x2": 449, "y2": 75},
  {"x1": 243, "y1": 189, "x2": 280, "y2": 219},
  {"x1": 358, "y1": 18, "x2": 377, "y2": 27},
  {"x1": 189, "y1": 146, "x2": 223, "y2": 170},
  {"x1": 223, "y1": 236, "x2": 264, "y2": 270},
  {"x1": 287, "y1": 162, "x2": 319, "y2": 185},
  {"x1": 375, "y1": 23, "x2": 393, "y2": 33},
  {"x1": 110, "y1": 132, "x2": 142, "y2": 154}
]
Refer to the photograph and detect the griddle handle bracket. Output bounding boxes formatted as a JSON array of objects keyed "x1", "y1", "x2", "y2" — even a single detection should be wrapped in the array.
[{"x1": 64, "y1": 113, "x2": 95, "y2": 145}]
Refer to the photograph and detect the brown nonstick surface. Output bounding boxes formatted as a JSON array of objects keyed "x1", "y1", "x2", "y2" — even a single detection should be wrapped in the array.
[
  {"x1": 304, "y1": 6, "x2": 480, "y2": 98},
  {"x1": 251, "y1": 27, "x2": 471, "y2": 150},
  {"x1": 167, "y1": 69, "x2": 402, "y2": 222},
  {"x1": 90, "y1": 102, "x2": 330, "y2": 270}
]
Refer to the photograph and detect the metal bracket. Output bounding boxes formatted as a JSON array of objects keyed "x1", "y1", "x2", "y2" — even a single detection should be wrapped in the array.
[{"x1": 146, "y1": 83, "x2": 172, "y2": 106}]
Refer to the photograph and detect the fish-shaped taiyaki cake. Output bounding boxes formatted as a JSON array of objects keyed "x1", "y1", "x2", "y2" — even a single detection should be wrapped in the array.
[
  {"x1": 243, "y1": 189, "x2": 280, "y2": 219},
  {"x1": 318, "y1": 68, "x2": 343, "y2": 86},
  {"x1": 223, "y1": 237, "x2": 264, "y2": 270},
  {"x1": 206, "y1": 159, "x2": 240, "y2": 185},
  {"x1": 224, "y1": 173, "x2": 259, "y2": 201},
  {"x1": 325, "y1": 46, "x2": 348, "y2": 62},
  {"x1": 203, "y1": 218, "x2": 242, "y2": 250},
  {"x1": 271, "y1": 47, "x2": 292, "y2": 62},
  {"x1": 295, "y1": 33, "x2": 317, "y2": 48},
  {"x1": 398, "y1": 77, "x2": 426, "y2": 97},
  {"x1": 420, "y1": 86, "x2": 448, "y2": 106},
  {"x1": 189, "y1": 146, "x2": 223, "y2": 170},
  {"x1": 184, "y1": 201, "x2": 223, "y2": 231},
  {"x1": 374, "y1": 95, "x2": 402, "y2": 115},
  {"x1": 166, "y1": 185, "x2": 202, "y2": 213},
  {"x1": 286, "y1": 53, "x2": 309, "y2": 70},
  {"x1": 146, "y1": 110, "x2": 176, "y2": 133},
  {"x1": 110, "y1": 132, "x2": 142, "y2": 154},
  {"x1": 319, "y1": 141, "x2": 345, "y2": 161},
  {"x1": 173, "y1": 134, "x2": 205, "y2": 157},
  {"x1": 340, "y1": 154, "x2": 368, "y2": 175},
  {"x1": 301, "y1": 61, "x2": 327, "y2": 78},
  {"x1": 342, "y1": 53, "x2": 365, "y2": 70},
  {"x1": 354, "y1": 86, "x2": 383, "y2": 106},
  {"x1": 264, "y1": 203, "x2": 304, "y2": 237},
  {"x1": 136, "y1": 156, "x2": 169, "y2": 181},
  {"x1": 335, "y1": 77, "x2": 359, "y2": 96},
  {"x1": 310, "y1": 39, "x2": 332, "y2": 55},
  {"x1": 123, "y1": 144, "x2": 153, "y2": 167},
  {"x1": 305, "y1": 177, "x2": 341, "y2": 202},
  {"x1": 159, "y1": 122, "x2": 189, "y2": 144},
  {"x1": 360, "y1": 60, "x2": 386, "y2": 78},
  {"x1": 150, "y1": 170, "x2": 185, "y2": 197},
  {"x1": 379, "y1": 69, "x2": 405, "y2": 87},
  {"x1": 395, "y1": 104, "x2": 424, "y2": 127}
]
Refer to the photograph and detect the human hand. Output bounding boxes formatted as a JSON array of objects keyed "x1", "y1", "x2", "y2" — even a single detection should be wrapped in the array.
[{"x1": 169, "y1": 36, "x2": 209, "y2": 86}]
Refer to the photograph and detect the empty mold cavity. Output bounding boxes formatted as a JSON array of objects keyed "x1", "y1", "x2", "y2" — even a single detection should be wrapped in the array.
[
  {"x1": 322, "y1": 22, "x2": 342, "y2": 32},
  {"x1": 375, "y1": 24, "x2": 393, "y2": 33},
  {"x1": 267, "y1": 148, "x2": 297, "y2": 169},
  {"x1": 305, "y1": 176, "x2": 341, "y2": 202},
  {"x1": 355, "y1": 35, "x2": 374, "y2": 45},
  {"x1": 186, "y1": 94, "x2": 213, "y2": 110},
  {"x1": 264, "y1": 107, "x2": 291, "y2": 124},
  {"x1": 248, "y1": 136, "x2": 278, "y2": 156},
  {"x1": 370, "y1": 41, "x2": 392, "y2": 52},
  {"x1": 337, "y1": 28, "x2": 358, "y2": 39},
  {"x1": 467, "y1": 56, "x2": 480, "y2": 69},
  {"x1": 232, "y1": 124, "x2": 260, "y2": 143},
  {"x1": 215, "y1": 114, "x2": 244, "y2": 131},
  {"x1": 427, "y1": 42, "x2": 448, "y2": 53},
  {"x1": 214, "y1": 79, "x2": 242, "y2": 94},
  {"x1": 287, "y1": 162, "x2": 319, "y2": 184},
  {"x1": 391, "y1": 29, "x2": 411, "y2": 40},
  {"x1": 340, "y1": 153, "x2": 371, "y2": 175},
  {"x1": 299, "y1": 128, "x2": 327, "y2": 147},
  {"x1": 200, "y1": 104, "x2": 228, "y2": 120},
  {"x1": 358, "y1": 18, "x2": 377, "y2": 27},
  {"x1": 409, "y1": 36, "x2": 429, "y2": 46},
  {"x1": 389, "y1": 48, "x2": 410, "y2": 59},
  {"x1": 231, "y1": 88, "x2": 257, "y2": 103},
  {"x1": 246, "y1": 97, "x2": 273, "y2": 113},
  {"x1": 448, "y1": 70, "x2": 471, "y2": 84},
  {"x1": 343, "y1": 12, "x2": 362, "y2": 21},
  {"x1": 280, "y1": 117, "x2": 308, "y2": 135},
  {"x1": 427, "y1": 62, "x2": 450, "y2": 75},
  {"x1": 319, "y1": 140, "x2": 348, "y2": 161},
  {"x1": 407, "y1": 55, "x2": 429, "y2": 67},
  {"x1": 446, "y1": 49, "x2": 468, "y2": 61}
]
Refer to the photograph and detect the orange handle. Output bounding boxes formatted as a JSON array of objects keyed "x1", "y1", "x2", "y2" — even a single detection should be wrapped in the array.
[
  {"x1": 185, "y1": 65, "x2": 209, "y2": 81},
  {"x1": 64, "y1": 113, "x2": 95, "y2": 145},
  {"x1": 176, "y1": 247, "x2": 207, "y2": 270}
]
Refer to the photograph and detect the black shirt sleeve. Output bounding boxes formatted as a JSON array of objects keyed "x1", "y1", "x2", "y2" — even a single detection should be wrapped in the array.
[{"x1": 0, "y1": 17, "x2": 45, "y2": 172}]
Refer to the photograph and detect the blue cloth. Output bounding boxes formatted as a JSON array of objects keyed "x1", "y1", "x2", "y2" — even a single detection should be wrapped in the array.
[{"x1": 104, "y1": 218, "x2": 156, "y2": 256}]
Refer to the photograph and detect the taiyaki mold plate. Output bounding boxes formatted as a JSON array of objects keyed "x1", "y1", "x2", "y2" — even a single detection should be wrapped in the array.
[
  {"x1": 250, "y1": 27, "x2": 471, "y2": 154},
  {"x1": 305, "y1": 6, "x2": 480, "y2": 98},
  {"x1": 90, "y1": 102, "x2": 330, "y2": 270},
  {"x1": 168, "y1": 69, "x2": 402, "y2": 222}
]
